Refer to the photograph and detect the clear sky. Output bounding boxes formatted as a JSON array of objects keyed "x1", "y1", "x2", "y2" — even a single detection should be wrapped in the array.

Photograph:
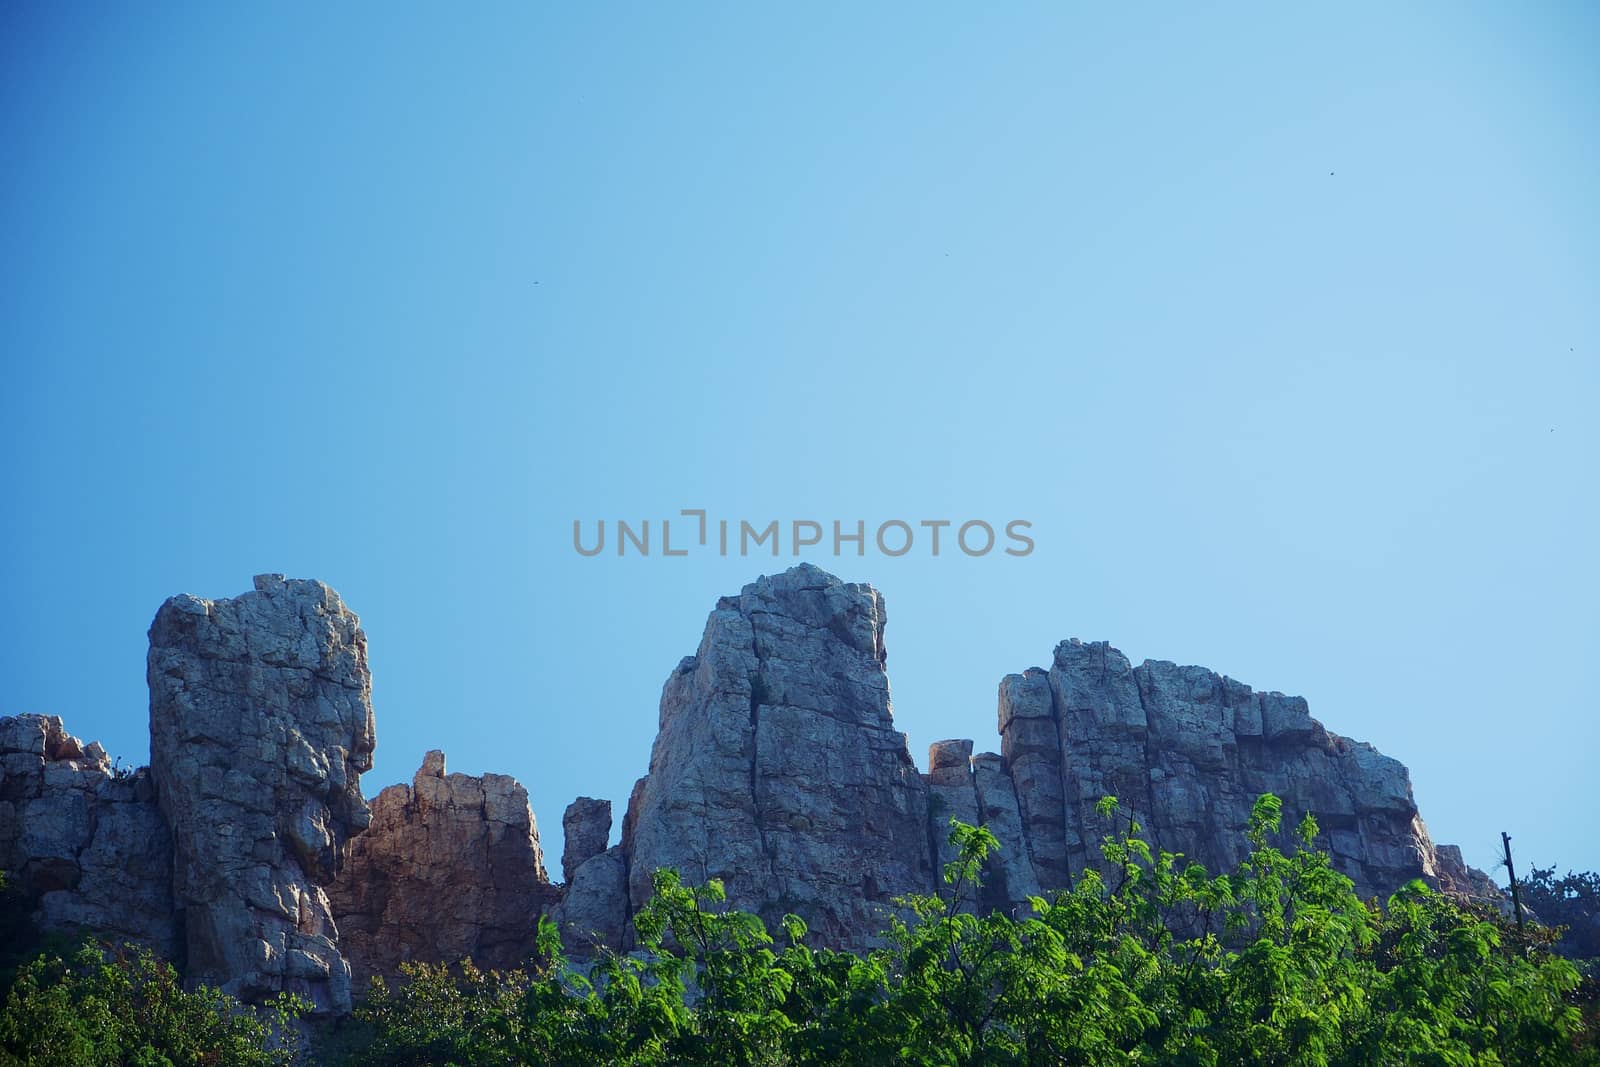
[{"x1": 3, "y1": 3, "x2": 1595, "y2": 881}]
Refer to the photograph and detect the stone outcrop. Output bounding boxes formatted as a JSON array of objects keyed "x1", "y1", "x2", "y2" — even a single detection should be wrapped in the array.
[
  {"x1": 924, "y1": 740, "x2": 982, "y2": 909},
  {"x1": 561, "y1": 798, "x2": 611, "y2": 883},
  {"x1": 0, "y1": 715, "x2": 175, "y2": 956},
  {"x1": 547, "y1": 846, "x2": 630, "y2": 957},
  {"x1": 327, "y1": 751, "x2": 557, "y2": 989},
  {"x1": 1, "y1": 565, "x2": 1499, "y2": 1013},
  {"x1": 546, "y1": 796, "x2": 630, "y2": 955},
  {"x1": 971, "y1": 640, "x2": 1486, "y2": 902},
  {"x1": 619, "y1": 564, "x2": 935, "y2": 948},
  {"x1": 148, "y1": 574, "x2": 376, "y2": 1014},
  {"x1": 582, "y1": 567, "x2": 1494, "y2": 948}
]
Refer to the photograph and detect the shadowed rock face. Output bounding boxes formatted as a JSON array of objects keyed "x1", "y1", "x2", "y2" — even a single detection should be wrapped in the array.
[
  {"x1": 0, "y1": 715, "x2": 176, "y2": 956},
  {"x1": 148, "y1": 574, "x2": 375, "y2": 1015},
  {"x1": 547, "y1": 845, "x2": 629, "y2": 958},
  {"x1": 561, "y1": 797, "x2": 611, "y2": 884},
  {"x1": 327, "y1": 750, "x2": 557, "y2": 990},
  {"x1": 617, "y1": 563, "x2": 936, "y2": 949}
]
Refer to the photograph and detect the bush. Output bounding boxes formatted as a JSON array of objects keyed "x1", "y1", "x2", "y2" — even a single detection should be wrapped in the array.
[
  {"x1": 347, "y1": 795, "x2": 1599, "y2": 1066},
  {"x1": 0, "y1": 942, "x2": 304, "y2": 1067}
]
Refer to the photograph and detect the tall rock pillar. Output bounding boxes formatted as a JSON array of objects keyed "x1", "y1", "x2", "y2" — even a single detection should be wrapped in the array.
[
  {"x1": 621, "y1": 564, "x2": 934, "y2": 948},
  {"x1": 148, "y1": 575, "x2": 375, "y2": 1014}
]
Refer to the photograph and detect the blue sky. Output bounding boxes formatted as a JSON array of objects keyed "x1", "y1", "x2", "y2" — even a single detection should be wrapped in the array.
[{"x1": 3, "y1": 3, "x2": 1595, "y2": 880}]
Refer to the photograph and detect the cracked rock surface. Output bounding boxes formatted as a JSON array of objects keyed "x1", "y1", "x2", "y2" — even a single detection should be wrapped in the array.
[
  {"x1": 148, "y1": 574, "x2": 375, "y2": 1015},
  {"x1": 0, "y1": 714, "x2": 175, "y2": 956},
  {"x1": 579, "y1": 566, "x2": 1496, "y2": 949},
  {"x1": 327, "y1": 750, "x2": 557, "y2": 989},
  {"x1": 620, "y1": 563, "x2": 935, "y2": 949},
  {"x1": 2, "y1": 565, "x2": 1499, "y2": 1011}
]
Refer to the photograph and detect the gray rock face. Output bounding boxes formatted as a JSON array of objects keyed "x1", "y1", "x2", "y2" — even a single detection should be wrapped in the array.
[
  {"x1": 997, "y1": 668, "x2": 1070, "y2": 889},
  {"x1": 0, "y1": 714, "x2": 176, "y2": 956},
  {"x1": 327, "y1": 751, "x2": 556, "y2": 990},
  {"x1": 974, "y1": 639, "x2": 1491, "y2": 902},
  {"x1": 547, "y1": 847, "x2": 630, "y2": 957},
  {"x1": 4, "y1": 566, "x2": 1498, "y2": 1012},
  {"x1": 544, "y1": 566, "x2": 1496, "y2": 955},
  {"x1": 619, "y1": 564, "x2": 935, "y2": 948},
  {"x1": 148, "y1": 575, "x2": 376, "y2": 1015},
  {"x1": 970, "y1": 752, "x2": 1044, "y2": 912},
  {"x1": 561, "y1": 798, "x2": 611, "y2": 884},
  {"x1": 924, "y1": 741, "x2": 983, "y2": 911}
]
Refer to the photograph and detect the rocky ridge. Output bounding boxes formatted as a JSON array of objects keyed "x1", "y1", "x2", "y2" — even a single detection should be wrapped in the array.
[{"x1": 0, "y1": 565, "x2": 1497, "y2": 1013}]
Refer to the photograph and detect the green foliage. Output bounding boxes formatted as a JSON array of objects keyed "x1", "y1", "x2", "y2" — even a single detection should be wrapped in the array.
[
  {"x1": 1523, "y1": 866, "x2": 1600, "y2": 965},
  {"x1": 0, "y1": 943, "x2": 305, "y2": 1067},
  {"x1": 6, "y1": 803, "x2": 1589, "y2": 1064},
  {"x1": 344, "y1": 795, "x2": 1598, "y2": 1066}
]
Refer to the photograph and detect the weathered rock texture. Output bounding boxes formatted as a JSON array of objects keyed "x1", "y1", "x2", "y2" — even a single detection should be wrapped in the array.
[
  {"x1": 148, "y1": 574, "x2": 376, "y2": 1014},
  {"x1": 619, "y1": 564, "x2": 935, "y2": 948},
  {"x1": 0, "y1": 715, "x2": 175, "y2": 956},
  {"x1": 327, "y1": 751, "x2": 557, "y2": 990},
  {"x1": 546, "y1": 797, "x2": 629, "y2": 953},
  {"x1": 569, "y1": 566, "x2": 1494, "y2": 949},
  {"x1": 547, "y1": 845, "x2": 630, "y2": 957},
  {"x1": 561, "y1": 798, "x2": 612, "y2": 883},
  {"x1": 2, "y1": 565, "x2": 1497, "y2": 1013},
  {"x1": 977, "y1": 639, "x2": 1489, "y2": 902}
]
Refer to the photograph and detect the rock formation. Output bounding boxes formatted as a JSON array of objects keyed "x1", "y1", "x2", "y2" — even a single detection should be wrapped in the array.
[
  {"x1": 619, "y1": 564, "x2": 935, "y2": 948},
  {"x1": 0, "y1": 564, "x2": 1499, "y2": 1012},
  {"x1": 546, "y1": 797, "x2": 631, "y2": 956},
  {"x1": 588, "y1": 566, "x2": 1492, "y2": 945},
  {"x1": 971, "y1": 639, "x2": 1487, "y2": 904},
  {"x1": 560, "y1": 798, "x2": 611, "y2": 883},
  {"x1": 326, "y1": 750, "x2": 558, "y2": 990},
  {"x1": 0, "y1": 715, "x2": 175, "y2": 956},
  {"x1": 148, "y1": 574, "x2": 376, "y2": 1014},
  {"x1": 546, "y1": 844, "x2": 630, "y2": 957},
  {"x1": 924, "y1": 739, "x2": 982, "y2": 910}
]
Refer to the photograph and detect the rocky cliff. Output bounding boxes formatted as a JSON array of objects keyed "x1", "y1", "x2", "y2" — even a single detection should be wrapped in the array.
[
  {"x1": 0, "y1": 566, "x2": 1496, "y2": 1012},
  {"x1": 147, "y1": 575, "x2": 377, "y2": 1014},
  {"x1": 615, "y1": 567, "x2": 934, "y2": 949},
  {"x1": 326, "y1": 750, "x2": 559, "y2": 989},
  {"x1": 0, "y1": 715, "x2": 174, "y2": 957}
]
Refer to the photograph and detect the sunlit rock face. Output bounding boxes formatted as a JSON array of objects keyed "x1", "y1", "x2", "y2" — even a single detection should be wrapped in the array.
[
  {"x1": 148, "y1": 574, "x2": 375, "y2": 1015},
  {"x1": 327, "y1": 750, "x2": 558, "y2": 990},
  {"x1": 962, "y1": 638, "x2": 1494, "y2": 904},
  {"x1": 548, "y1": 565, "x2": 1498, "y2": 955},
  {"x1": 619, "y1": 563, "x2": 937, "y2": 949},
  {"x1": 4, "y1": 565, "x2": 1498, "y2": 1015}
]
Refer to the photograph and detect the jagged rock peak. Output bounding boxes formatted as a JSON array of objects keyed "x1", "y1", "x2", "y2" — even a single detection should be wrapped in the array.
[
  {"x1": 618, "y1": 564, "x2": 932, "y2": 949},
  {"x1": 3, "y1": 567, "x2": 1501, "y2": 1014},
  {"x1": 561, "y1": 797, "x2": 612, "y2": 884},
  {"x1": 327, "y1": 750, "x2": 556, "y2": 990},
  {"x1": 148, "y1": 574, "x2": 376, "y2": 1015}
]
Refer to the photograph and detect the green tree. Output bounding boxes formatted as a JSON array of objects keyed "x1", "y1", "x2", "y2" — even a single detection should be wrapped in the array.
[
  {"x1": 342, "y1": 795, "x2": 1597, "y2": 1066},
  {"x1": 0, "y1": 943, "x2": 305, "y2": 1067}
]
